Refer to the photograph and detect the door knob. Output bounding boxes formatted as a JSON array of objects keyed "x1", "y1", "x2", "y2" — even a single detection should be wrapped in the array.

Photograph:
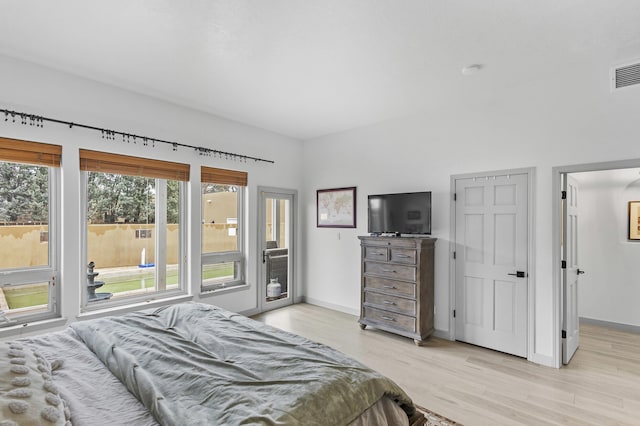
[
  {"x1": 577, "y1": 269, "x2": 585, "y2": 275},
  {"x1": 507, "y1": 271, "x2": 526, "y2": 278}
]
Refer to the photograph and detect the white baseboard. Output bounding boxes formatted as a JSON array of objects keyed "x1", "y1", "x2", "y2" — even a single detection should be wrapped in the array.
[
  {"x1": 432, "y1": 329, "x2": 451, "y2": 340},
  {"x1": 240, "y1": 307, "x2": 261, "y2": 317},
  {"x1": 528, "y1": 352, "x2": 556, "y2": 368},
  {"x1": 301, "y1": 296, "x2": 359, "y2": 316},
  {"x1": 580, "y1": 316, "x2": 640, "y2": 334},
  {"x1": 301, "y1": 297, "x2": 451, "y2": 340}
]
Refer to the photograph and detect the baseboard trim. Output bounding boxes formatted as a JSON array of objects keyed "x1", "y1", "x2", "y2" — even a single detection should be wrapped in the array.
[
  {"x1": 580, "y1": 317, "x2": 640, "y2": 334},
  {"x1": 300, "y1": 297, "x2": 451, "y2": 339},
  {"x1": 432, "y1": 329, "x2": 451, "y2": 340},
  {"x1": 300, "y1": 297, "x2": 359, "y2": 316},
  {"x1": 528, "y1": 352, "x2": 556, "y2": 368},
  {"x1": 239, "y1": 307, "x2": 261, "y2": 317}
]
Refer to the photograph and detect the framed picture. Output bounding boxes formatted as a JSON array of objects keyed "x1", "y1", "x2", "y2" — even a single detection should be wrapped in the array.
[
  {"x1": 317, "y1": 187, "x2": 356, "y2": 228},
  {"x1": 629, "y1": 201, "x2": 640, "y2": 240}
]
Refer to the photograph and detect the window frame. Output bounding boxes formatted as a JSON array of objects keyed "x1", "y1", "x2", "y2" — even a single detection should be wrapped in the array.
[
  {"x1": 201, "y1": 168, "x2": 247, "y2": 293},
  {"x1": 79, "y1": 151, "x2": 189, "y2": 312},
  {"x1": 0, "y1": 140, "x2": 61, "y2": 328}
]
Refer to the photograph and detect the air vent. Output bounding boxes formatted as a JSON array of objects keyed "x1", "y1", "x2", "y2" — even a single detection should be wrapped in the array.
[{"x1": 614, "y1": 62, "x2": 640, "y2": 89}]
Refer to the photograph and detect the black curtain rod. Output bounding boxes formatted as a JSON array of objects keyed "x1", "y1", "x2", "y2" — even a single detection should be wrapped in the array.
[{"x1": 1, "y1": 108, "x2": 274, "y2": 164}]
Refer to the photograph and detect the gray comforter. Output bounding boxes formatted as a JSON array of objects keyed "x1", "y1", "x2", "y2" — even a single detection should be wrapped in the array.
[{"x1": 70, "y1": 302, "x2": 414, "y2": 425}]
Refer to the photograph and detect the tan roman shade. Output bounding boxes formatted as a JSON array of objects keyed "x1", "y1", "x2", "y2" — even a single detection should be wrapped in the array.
[
  {"x1": 0, "y1": 137, "x2": 62, "y2": 167},
  {"x1": 201, "y1": 166, "x2": 247, "y2": 186},
  {"x1": 80, "y1": 149, "x2": 190, "y2": 181}
]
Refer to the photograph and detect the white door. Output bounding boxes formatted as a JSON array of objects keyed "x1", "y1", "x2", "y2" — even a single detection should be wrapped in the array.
[
  {"x1": 258, "y1": 188, "x2": 296, "y2": 312},
  {"x1": 455, "y1": 173, "x2": 528, "y2": 357},
  {"x1": 563, "y1": 175, "x2": 581, "y2": 364}
]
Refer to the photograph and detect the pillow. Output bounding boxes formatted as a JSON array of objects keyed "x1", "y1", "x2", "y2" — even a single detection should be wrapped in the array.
[{"x1": 0, "y1": 342, "x2": 71, "y2": 425}]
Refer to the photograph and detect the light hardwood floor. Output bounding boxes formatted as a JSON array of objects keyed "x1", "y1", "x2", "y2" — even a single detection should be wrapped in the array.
[{"x1": 253, "y1": 303, "x2": 640, "y2": 426}]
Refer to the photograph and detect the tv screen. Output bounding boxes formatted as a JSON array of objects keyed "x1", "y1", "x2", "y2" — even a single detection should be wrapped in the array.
[{"x1": 368, "y1": 191, "x2": 431, "y2": 235}]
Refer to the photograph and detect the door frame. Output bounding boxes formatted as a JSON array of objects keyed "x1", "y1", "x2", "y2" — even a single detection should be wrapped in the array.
[
  {"x1": 256, "y1": 186, "x2": 298, "y2": 313},
  {"x1": 551, "y1": 158, "x2": 640, "y2": 368},
  {"x1": 449, "y1": 167, "x2": 536, "y2": 360}
]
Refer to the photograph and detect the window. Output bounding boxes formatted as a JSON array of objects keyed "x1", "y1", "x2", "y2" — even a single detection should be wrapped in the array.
[
  {"x1": 135, "y1": 229, "x2": 152, "y2": 239},
  {"x1": 201, "y1": 166, "x2": 247, "y2": 292},
  {"x1": 0, "y1": 137, "x2": 60, "y2": 327},
  {"x1": 80, "y1": 149, "x2": 189, "y2": 309}
]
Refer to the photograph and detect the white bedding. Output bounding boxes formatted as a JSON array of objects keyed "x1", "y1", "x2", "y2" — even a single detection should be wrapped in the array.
[
  {"x1": 10, "y1": 303, "x2": 415, "y2": 426},
  {"x1": 20, "y1": 328, "x2": 158, "y2": 426}
]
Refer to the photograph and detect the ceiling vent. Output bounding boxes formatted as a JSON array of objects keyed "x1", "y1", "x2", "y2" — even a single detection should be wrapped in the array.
[{"x1": 613, "y1": 61, "x2": 640, "y2": 90}]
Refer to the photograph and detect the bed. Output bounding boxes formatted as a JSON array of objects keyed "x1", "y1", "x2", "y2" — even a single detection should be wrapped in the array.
[{"x1": 2, "y1": 302, "x2": 423, "y2": 425}]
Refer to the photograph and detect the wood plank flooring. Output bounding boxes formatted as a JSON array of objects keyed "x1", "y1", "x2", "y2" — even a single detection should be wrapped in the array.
[{"x1": 252, "y1": 303, "x2": 640, "y2": 426}]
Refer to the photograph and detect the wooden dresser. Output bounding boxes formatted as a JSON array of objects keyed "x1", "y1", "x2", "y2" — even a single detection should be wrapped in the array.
[{"x1": 358, "y1": 236, "x2": 436, "y2": 345}]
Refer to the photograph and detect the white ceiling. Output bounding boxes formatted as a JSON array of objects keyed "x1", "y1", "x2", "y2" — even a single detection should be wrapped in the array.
[{"x1": 1, "y1": 0, "x2": 640, "y2": 140}]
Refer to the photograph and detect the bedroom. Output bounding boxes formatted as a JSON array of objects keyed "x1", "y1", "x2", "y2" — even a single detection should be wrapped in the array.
[{"x1": 1, "y1": 1, "x2": 640, "y2": 424}]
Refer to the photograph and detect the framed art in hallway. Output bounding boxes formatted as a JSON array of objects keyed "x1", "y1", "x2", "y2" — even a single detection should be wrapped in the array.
[
  {"x1": 317, "y1": 187, "x2": 356, "y2": 228},
  {"x1": 628, "y1": 201, "x2": 640, "y2": 240}
]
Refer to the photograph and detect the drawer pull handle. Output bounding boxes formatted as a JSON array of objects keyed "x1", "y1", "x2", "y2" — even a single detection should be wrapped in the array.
[
  {"x1": 381, "y1": 316, "x2": 396, "y2": 321},
  {"x1": 381, "y1": 269, "x2": 396, "y2": 273},
  {"x1": 382, "y1": 285, "x2": 396, "y2": 289},
  {"x1": 395, "y1": 254, "x2": 411, "y2": 258},
  {"x1": 374, "y1": 253, "x2": 385, "y2": 255},
  {"x1": 383, "y1": 300, "x2": 396, "y2": 305}
]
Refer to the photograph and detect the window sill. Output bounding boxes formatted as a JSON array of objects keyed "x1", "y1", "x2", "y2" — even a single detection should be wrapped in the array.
[
  {"x1": 200, "y1": 283, "x2": 250, "y2": 298},
  {"x1": 77, "y1": 294, "x2": 193, "y2": 321},
  {"x1": 0, "y1": 317, "x2": 68, "y2": 339}
]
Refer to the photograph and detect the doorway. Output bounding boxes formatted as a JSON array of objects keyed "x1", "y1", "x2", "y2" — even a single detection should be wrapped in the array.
[
  {"x1": 450, "y1": 167, "x2": 535, "y2": 358},
  {"x1": 553, "y1": 159, "x2": 640, "y2": 367},
  {"x1": 258, "y1": 187, "x2": 296, "y2": 312}
]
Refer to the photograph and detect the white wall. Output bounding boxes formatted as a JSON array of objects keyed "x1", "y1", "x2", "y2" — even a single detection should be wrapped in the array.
[
  {"x1": 574, "y1": 169, "x2": 640, "y2": 327},
  {"x1": 4, "y1": 52, "x2": 640, "y2": 366},
  {"x1": 0, "y1": 55, "x2": 303, "y2": 328},
  {"x1": 301, "y1": 59, "x2": 640, "y2": 366}
]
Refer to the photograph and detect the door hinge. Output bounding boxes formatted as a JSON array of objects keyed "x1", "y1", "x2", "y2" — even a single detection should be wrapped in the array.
[
  {"x1": 561, "y1": 190, "x2": 567, "y2": 200},
  {"x1": 453, "y1": 251, "x2": 456, "y2": 259},
  {"x1": 453, "y1": 309, "x2": 456, "y2": 318},
  {"x1": 562, "y1": 330, "x2": 567, "y2": 339},
  {"x1": 453, "y1": 193, "x2": 457, "y2": 201},
  {"x1": 561, "y1": 260, "x2": 566, "y2": 269}
]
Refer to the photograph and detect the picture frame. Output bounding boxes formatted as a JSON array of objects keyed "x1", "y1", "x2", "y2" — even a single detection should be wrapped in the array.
[
  {"x1": 317, "y1": 187, "x2": 356, "y2": 228},
  {"x1": 629, "y1": 201, "x2": 640, "y2": 240}
]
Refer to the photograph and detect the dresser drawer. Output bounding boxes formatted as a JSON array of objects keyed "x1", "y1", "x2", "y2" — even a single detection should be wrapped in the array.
[
  {"x1": 364, "y1": 292, "x2": 416, "y2": 316},
  {"x1": 364, "y1": 246, "x2": 388, "y2": 261},
  {"x1": 363, "y1": 307, "x2": 416, "y2": 333},
  {"x1": 390, "y1": 248, "x2": 416, "y2": 265},
  {"x1": 363, "y1": 276, "x2": 416, "y2": 298},
  {"x1": 364, "y1": 261, "x2": 416, "y2": 281}
]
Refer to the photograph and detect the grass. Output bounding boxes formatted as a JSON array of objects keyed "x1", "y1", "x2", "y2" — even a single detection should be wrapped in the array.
[
  {"x1": 3, "y1": 263, "x2": 234, "y2": 310},
  {"x1": 2, "y1": 284, "x2": 49, "y2": 309}
]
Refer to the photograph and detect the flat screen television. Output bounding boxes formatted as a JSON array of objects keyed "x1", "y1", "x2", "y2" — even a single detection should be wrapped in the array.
[{"x1": 368, "y1": 191, "x2": 432, "y2": 235}]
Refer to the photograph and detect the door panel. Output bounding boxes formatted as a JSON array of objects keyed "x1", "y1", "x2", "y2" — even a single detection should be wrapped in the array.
[
  {"x1": 259, "y1": 189, "x2": 295, "y2": 312},
  {"x1": 563, "y1": 175, "x2": 580, "y2": 364},
  {"x1": 494, "y1": 280, "x2": 515, "y2": 333},
  {"x1": 464, "y1": 214, "x2": 484, "y2": 263},
  {"x1": 464, "y1": 277, "x2": 484, "y2": 326},
  {"x1": 494, "y1": 213, "x2": 516, "y2": 266},
  {"x1": 455, "y1": 173, "x2": 528, "y2": 357}
]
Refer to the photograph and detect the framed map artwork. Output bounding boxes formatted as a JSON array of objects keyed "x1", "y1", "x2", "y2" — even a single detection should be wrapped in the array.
[
  {"x1": 317, "y1": 187, "x2": 356, "y2": 228},
  {"x1": 629, "y1": 201, "x2": 640, "y2": 240}
]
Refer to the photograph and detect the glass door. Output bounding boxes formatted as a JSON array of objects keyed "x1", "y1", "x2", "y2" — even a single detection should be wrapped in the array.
[{"x1": 258, "y1": 187, "x2": 295, "y2": 312}]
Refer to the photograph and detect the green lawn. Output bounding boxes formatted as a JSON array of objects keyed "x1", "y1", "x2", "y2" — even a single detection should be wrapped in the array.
[
  {"x1": 2, "y1": 284, "x2": 49, "y2": 309},
  {"x1": 3, "y1": 264, "x2": 233, "y2": 309}
]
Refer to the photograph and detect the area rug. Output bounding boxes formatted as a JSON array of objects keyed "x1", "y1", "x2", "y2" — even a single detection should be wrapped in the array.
[{"x1": 415, "y1": 405, "x2": 462, "y2": 426}]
